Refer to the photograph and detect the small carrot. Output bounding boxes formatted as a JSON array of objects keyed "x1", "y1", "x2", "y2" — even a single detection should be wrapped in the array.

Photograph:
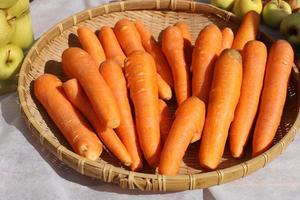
[
  {"x1": 34, "y1": 74, "x2": 102, "y2": 161},
  {"x1": 252, "y1": 40, "x2": 294, "y2": 157},
  {"x1": 159, "y1": 97, "x2": 205, "y2": 175},
  {"x1": 125, "y1": 51, "x2": 161, "y2": 167},
  {"x1": 191, "y1": 24, "x2": 222, "y2": 103},
  {"x1": 199, "y1": 49, "x2": 243, "y2": 170},
  {"x1": 220, "y1": 27, "x2": 234, "y2": 52},
  {"x1": 77, "y1": 27, "x2": 106, "y2": 67},
  {"x1": 114, "y1": 18, "x2": 144, "y2": 55},
  {"x1": 157, "y1": 73, "x2": 172, "y2": 101},
  {"x1": 162, "y1": 26, "x2": 191, "y2": 105},
  {"x1": 62, "y1": 47, "x2": 120, "y2": 129},
  {"x1": 232, "y1": 11, "x2": 261, "y2": 51},
  {"x1": 98, "y1": 26, "x2": 126, "y2": 67},
  {"x1": 230, "y1": 41, "x2": 267, "y2": 158},
  {"x1": 134, "y1": 21, "x2": 174, "y2": 87},
  {"x1": 158, "y1": 99, "x2": 174, "y2": 144},
  {"x1": 99, "y1": 60, "x2": 143, "y2": 171},
  {"x1": 62, "y1": 78, "x2": 132, "y2": 166},
  {"x1": 175, "y1": 21, "x2": 193, "y2": 67}
]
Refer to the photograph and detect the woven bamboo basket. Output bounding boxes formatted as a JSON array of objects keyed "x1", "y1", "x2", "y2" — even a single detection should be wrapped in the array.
[{"x1": 17, "y1": 0, "x2": 300, "y2": 192}]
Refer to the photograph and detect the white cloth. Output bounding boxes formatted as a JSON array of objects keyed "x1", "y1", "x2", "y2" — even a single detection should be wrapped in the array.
[{"x1": 0, "y1": 1, "x2": 299, "y2": 199}]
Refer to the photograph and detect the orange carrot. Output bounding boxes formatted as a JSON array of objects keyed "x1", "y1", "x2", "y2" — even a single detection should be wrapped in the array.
[
  {"x1": 162, "y1": 26, "x2": 191, "y2": 105},
  {"x1": 125, "y1": 51, "x2": 161, "y2": 167},
  {"x1": 221, "y1": 27, "x2": 234, "y2": 52},
  {"x1": 191, "y1": 24, "x2": 222, "y2": 103},
  {"x1": 99, "y1": 60, "x2": 143, "y2": 171},
  {"x1": 34, "y1": 74, "x2": 102, "y2": 160},
  {"x1": 232, "y1": 11, "x2": 261, "y2": 51},
  {"x1": 114, "y1": 18, "x2": 144, "y2": 55},
  {"x1": 62, "y1": 47, "x2": 120, "y2": 129},
  {"x1": 230, "y1": 41, "x2": 267, "y2": 158},
  {"x1": 175, "y1": 21, "x2": 193, "y2": 67},
  {"x1": 158, "y1": 99, "x2": 174, "y2": 144},
  {"x1": 62, "y1": 79, "x2": 132, "y2": 166},
  {"x1": 157, "y1": 73, "x2": 172, "y2": 101},
  {"x1": 252, "y1": 40, "x2": 294, "y2": 157},
  {"x1": 199, "y1": 49, "x2": 242, "y2": 170},
  {"x1": 159, "y1": 97, "x2": 205, "y2": 175},
  {"x1": 134, "y1": 21, "x2": 174, "y2": 87},
  {"x1": 77, "y1": 27, "x2": 106, "y2": 67},
  {"x1": 98, "y1": 26, "x2": 126, "y2": 67}
]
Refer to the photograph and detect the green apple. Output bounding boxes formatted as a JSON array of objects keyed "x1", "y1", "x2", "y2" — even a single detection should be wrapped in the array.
[
  {"x1": 0, "y1": 44, "x2": 24, "y2": 80},
  {"x1": 10, "y1": 11, "x2": 33, "y2": 49},
  {"x1": 280, "y1": 12, "x2": 300, "y2": 44},
  {"x1": 262, "y1": 0, "x2": 292, "y2": 28},
  {"x1": 211, "y1": 0, "x2": 235, "y2": 10},
  {"x1": 0, "y1": 0, "x2": 18, "y2": 9},
  {"x1": 0, "y1": 10, "x2": 16, "y2": 46},
  {"x1": 233, "y1": 0, "x2": 263, "y2": 18},
  {"x1": 6, "y1": 0, "x2": 30, "y2": 19}
]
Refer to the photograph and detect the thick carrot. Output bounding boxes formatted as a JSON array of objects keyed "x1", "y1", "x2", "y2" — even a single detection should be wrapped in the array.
[
  {"x1": 77, "y1": 27, "x2": 106, "y2": 67},
  {"x1": 134, "y1": 21, "x2": 174, "y2": 87},
  {"x1": 158, "y1": 99, "x2": 174, "y2": 145},
  {"x1": 98, "y1": 26, "x2": 126, "y2": 67},
  {"x1": 157, "y1": 73, "x2": 172, "y2": 101},
  {"x1": 62, "y1": 78, "x2": 132, "y2": 166},
  {"x1": 99, "y1": 60, "x2": 143, "y2": 171},
  {"x1": 162, "y1": 26, "x2": 191, "y2": 105},
  {"x1": 114, "y1": 18, "x2": 144, "y2": 55},
  {"x1": 34, "y1": 74, "x2": 102, "y2": 160},
  {"x1": 199, "y1": 49, "x2": 242, "y2": 170},
  {"x1": 221, "y1": 27, "x2": 234, "y2": 52},
  {"x1": 159, "y1": 97, "x2": 205, "y2": 175},
  {"x1": 175, "y1": 21, "x2": 193, "y2": 67},
  {"x1": 191, "y1": 24, "x2": 222, "y2": 103},
  {"x1": 62, "y1": 47, "x2": 120, "y2": 129},
  {"x1": 232, "y1": 11, "x2": 261, "y2": 51},
  {"x1": 252, "y1": 40, "x2": 294, "y2": 157},
  {"x1": 230, "y1": 41, "x2": 267, "y2": 158},
  {"x1": 125, "y1": 51, "x2": 161, "y2": 167}
]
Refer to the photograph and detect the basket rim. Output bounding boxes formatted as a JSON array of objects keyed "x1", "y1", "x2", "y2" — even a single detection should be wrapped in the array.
[{"x1": 17, "y1": 0, "x2": 300, "y2": 191}]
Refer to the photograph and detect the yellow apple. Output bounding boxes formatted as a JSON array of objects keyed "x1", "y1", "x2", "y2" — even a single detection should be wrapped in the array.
[
  {"x1": 6, "y1": 0, "x2": 30, "y2": 19},
  {"x1": 10, "y1": 11, "x2": 34, "y2": 49},
  {"x1": 0, "y1": 10, "x2": 16, "y2": 46},
  {"x1": 233, "y1": 0, "x2": 263, "y2": 18},
  {"x1": 211, "y1": 0, "x2": 235, "y2": 10}
]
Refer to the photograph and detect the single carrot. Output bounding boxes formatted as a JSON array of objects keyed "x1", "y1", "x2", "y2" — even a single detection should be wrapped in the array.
[
  {"x1": 252, "y1": 40, "x2": 294, "y2": 157},
  {"x1": 98, "y1": 26, "x2": 126, "y2": 67},
  {"x1": 220, "y1": 27, "x2": 234, "y2": 52},
  {"x1": 77, "y1": 27, "x2": 106, "y2": 67},
  {"x1": 134, "y1": 21, "x2": 174, "y2": 87},
  {"x1": 157, "y1": 73, "x2": 172, "y2": 101},
  {"x1": 158, "y1": 99, "x2": 174, "y2": 145},
  {"x1": 191, "y1": 24, "x2": 222, "y2": 103},
  {"x1": 162, "y1": 26, "x2": 191, "y2": 105},
  {"x1": 232, "y1": 11, "x2": 261, "y2": 51},
  {"x1": 159, "y1": 97, "x2": 205, "y2": 175},
  {"x1": 175, "y1": 21, "x2": 193, "y2": 67},
  {"x1": 62, "y1": 79, "x2": 132, "y2": 166},
  {"x1": 114, "y1": 18, "x2": 144, "y2": 55},
  {"x1": 34, "y1": 74, "x2": 102, "y2": 160},
  {"x1": 62, "y1": 47, "x2": 120, "y2": 129},
  {"x1": 230, "y1": 41, "x2": 267, "y2": 158},
  {"x1": 99, "y1": 60, "x2": 143, "y2": 171},
  {"x1": 199, "y1": 49, "x2": 242, "y2": 170},
  {"x1": 125, "y1": 51, "x2": 161, "y2": 167}
]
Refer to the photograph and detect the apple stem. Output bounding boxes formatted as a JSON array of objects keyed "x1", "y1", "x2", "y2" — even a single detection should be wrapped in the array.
[{"x1": 6, "y1": 50, "x2": 11, "y2": 65}]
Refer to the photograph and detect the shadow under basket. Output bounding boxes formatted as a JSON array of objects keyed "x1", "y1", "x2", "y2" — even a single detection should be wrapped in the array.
[{"x1": 17, "y1": 0, "x2": 300, "y2": 192}]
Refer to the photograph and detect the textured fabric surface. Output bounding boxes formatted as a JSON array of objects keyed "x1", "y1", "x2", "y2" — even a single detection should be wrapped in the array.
[{"x1": 0, "y1": 1, "x2": 298, "y2": 199}]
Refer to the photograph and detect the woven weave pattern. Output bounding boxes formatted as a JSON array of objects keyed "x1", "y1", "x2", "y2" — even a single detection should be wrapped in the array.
[{"x1": 18, "y1": 0, "x2": 300, "y2": 191}]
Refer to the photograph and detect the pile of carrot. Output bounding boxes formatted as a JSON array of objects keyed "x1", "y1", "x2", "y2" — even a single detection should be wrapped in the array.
[{"x1": 34, "y1": 11, "x2": 294, "y2": 175}]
